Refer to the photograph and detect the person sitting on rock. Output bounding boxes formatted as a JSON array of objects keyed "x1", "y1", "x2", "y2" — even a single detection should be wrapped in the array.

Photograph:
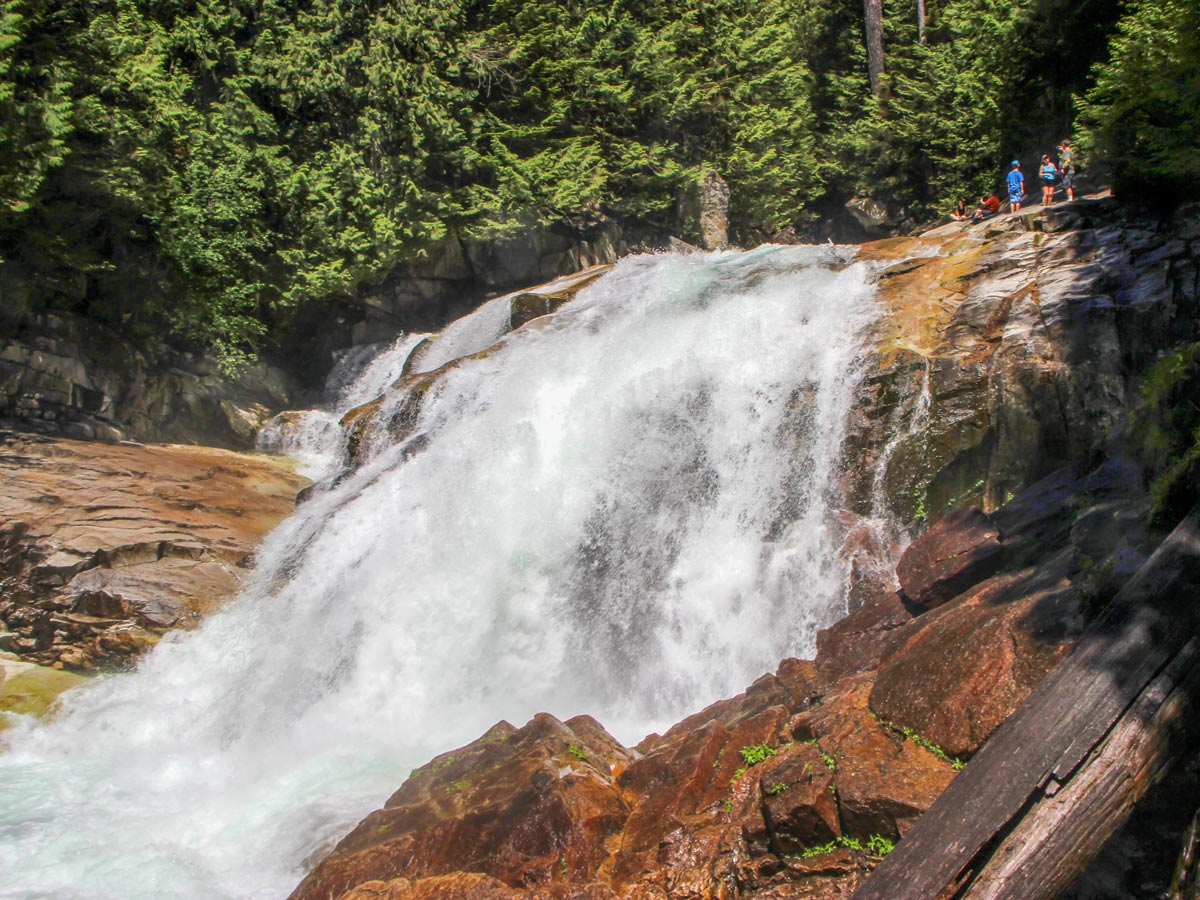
[
  {"x1": 972, "y1": 194, "x2": 1001, "y2": 221},
  {"x1": 953, "y1": 198, "x2": 968, "y2": 221},
  {"x1": 1006, "y1": 160, "x2": 1025, "y2": 212}
]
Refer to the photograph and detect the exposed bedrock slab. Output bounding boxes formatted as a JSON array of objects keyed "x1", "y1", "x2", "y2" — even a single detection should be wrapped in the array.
[{"x1": 0, "y1": 430, "x2": 308, "y2": 671}]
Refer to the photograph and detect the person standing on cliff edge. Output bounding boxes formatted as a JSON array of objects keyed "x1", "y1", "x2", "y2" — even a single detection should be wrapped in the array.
[
  {"x1": 1007, "y1": 160, "x2": 1025, "y2": 212},
  {"x1": 1039, "y1": 154, "x2": 1059, "y2": 206},
  {"x1": 1058, "y1": 141, "x2": 1076, "y2": 201}
]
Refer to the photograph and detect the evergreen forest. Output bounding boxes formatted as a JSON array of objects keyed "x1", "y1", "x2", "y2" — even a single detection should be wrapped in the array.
[{"x1": 1, "y1": 0, "x2": 1197, "y2": 367}]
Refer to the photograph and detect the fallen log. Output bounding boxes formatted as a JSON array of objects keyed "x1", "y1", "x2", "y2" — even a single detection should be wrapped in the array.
[{"x1": 852, "y1": 506, "x2": 1200, "y2": 900}]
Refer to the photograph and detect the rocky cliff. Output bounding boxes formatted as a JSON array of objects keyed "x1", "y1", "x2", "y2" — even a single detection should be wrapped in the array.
[
  {"x1": 287, "y1": 197, "x2": 1200, "y2": 900},
  {"x1": 1, "y1": 221, "x2": 637, "y2": 450}
]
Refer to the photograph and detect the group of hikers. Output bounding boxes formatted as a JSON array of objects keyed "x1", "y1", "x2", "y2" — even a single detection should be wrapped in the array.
[{"x1": 953, "y1": 141, "x2": 1077, "y2": 222}]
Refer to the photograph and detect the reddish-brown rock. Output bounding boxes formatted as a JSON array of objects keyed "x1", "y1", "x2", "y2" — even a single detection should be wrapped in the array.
[
  {"x1": 290, "y1": 714, "x2": 633, "y2": 900},
  {"x1": 895, "y1": 507, "x2": 1003, "y2": 608},
  {"x1": 814, "y1": 592, "x2": 914, "y2": 685},
  {"x1": 339, "y1": 873, "x2": 620, "y2": 900},
  {"x1": 795, "y1": 676, "x2": 957, "y2": 840},
  {"x1": 0, "y1": 431, "x2": 308, "y2": 669},
  {"x1": 869, "y1": 556, "x2": 1083, "y2": 759},
  {"x1": 758, "y1": 743, "x2": 841, "y2": 854}
]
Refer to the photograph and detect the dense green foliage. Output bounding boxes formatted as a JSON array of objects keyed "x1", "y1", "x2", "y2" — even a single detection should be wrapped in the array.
[
  {"x1": 1077, "y1": 0, "x2": 1200, "y2": 204},
  {"x1": 1134, "y1": 342, "x2": 1200, "y2": 526},
  {"x1": 0, "y1": 0, "x2": 1188, "y2": 366}
]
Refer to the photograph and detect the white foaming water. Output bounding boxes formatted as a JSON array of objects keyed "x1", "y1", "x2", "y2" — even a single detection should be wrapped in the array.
[
  {"x1": 255, "y1": 332, "x2": 430, "y2": 479},
  {"x1": 0, "y1": 246, "x2": 877, "y2": 900}
]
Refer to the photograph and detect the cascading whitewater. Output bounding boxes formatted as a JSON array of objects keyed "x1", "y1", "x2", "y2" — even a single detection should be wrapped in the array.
[{"x1": 0, "y1": 245, "x2": 878, "y2": 900}]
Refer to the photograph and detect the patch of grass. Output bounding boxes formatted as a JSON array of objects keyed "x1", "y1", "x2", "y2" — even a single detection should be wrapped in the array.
[
  {"x1": 730, "y1": 767, "x2": 747, "y2": 784},
  {"x1": 946, "y1": 478, "x2": 986, "y2": 511},
  {"x1": 877, "y1": 716, "x2": 965, "y2": 769},
  {"x1": 866, "y1": 834, "x2": 895, "y2": 856},
  {"x1": 567, "y1": 743, "x2": 588, "y2": 762},
  {"x1": 800, "y1": 834, "x2": 895, "y2": 859},
  {"x1": 722, "y1": 797, "x2": 733, "y2": 812},
  {"x1": 821, "y1": 751, "x2": 837, "y2": 772},
  {"x1": 713, "y1": 749, "x2": 724, "y2": 769},
  {"x1": 801, "y1": 840, "x2": 839, "y2": 858},
  {"x1": 913, "y1": 493, "x2": 927, "y2": 523},
  {"x1": 739, "y1": 743, "x2": 778, "y2": 766},
  {"x1": 445, "y1": 779, "x2": 469, "y2": 794},
  {"x1": 766, "y1": 782, "x2": 789, "y2": 796},
  {"x1": 430, "y1": 754, "x2": 457, "y2": 773}
]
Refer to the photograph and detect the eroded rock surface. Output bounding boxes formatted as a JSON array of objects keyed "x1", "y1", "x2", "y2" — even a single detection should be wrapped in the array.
[
  {"x1": 0, "y1": 431, "x2": 308, "y2": 670},
  {"x1": 847, "y1": 198, "x2": 1200, "y2": 526}
]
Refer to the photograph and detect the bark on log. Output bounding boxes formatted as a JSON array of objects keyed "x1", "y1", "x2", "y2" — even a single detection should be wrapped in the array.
[
  {"x1": 864, "y1": 0, "x2": 886, "y2": 95},
  {"x1": 917, "y1": 0, "x2": 927, "y2": 43},
  {"x1": 852, "y1": 507, "x2": 1200, "y2": 900}
]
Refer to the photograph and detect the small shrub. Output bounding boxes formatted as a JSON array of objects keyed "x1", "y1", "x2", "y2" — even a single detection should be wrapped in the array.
[
  {"x1": 821, "y1": 751, "x2": 837, "y2": 772},
  {"x1": 730, "y1": 767, "x2": 748, "y2": 784},
  {"x1": 766, "y1": 782, "x2": 789, "y2": 796},
  {"x1": 739, "y1": 743, "x2": 778, "y2": 766},
  {"x1": 567, "y1": 743, "x2": 588, "y2": 762}
]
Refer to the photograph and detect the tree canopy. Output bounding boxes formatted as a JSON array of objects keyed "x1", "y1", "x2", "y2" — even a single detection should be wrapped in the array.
[{"x1": 0, "y1": 0, "x2": 1188, "y2": 367}]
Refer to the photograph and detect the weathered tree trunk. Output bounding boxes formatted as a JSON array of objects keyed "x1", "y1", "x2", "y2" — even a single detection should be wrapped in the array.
[
  {"x1": 864, "y1": 0, "x2": 886, "y2": 95},
  {"x1": 851, "y1": 507, "x2": 1200, "y2": 900},
  {"x1": 1169, "y1": 808, "x2": 1200, "y2": 900},
  {"x1": 917, "y1": 0, "x2": 927, "y2": 43}
]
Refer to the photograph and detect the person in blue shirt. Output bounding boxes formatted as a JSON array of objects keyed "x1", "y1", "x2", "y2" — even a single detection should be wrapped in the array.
[
  {"x1": 1039, "y1": 154, "x2": 1059, "y2": 206},
  {"x1": 1006, "y1": 160, "x2": 1025, "y2": 212}
]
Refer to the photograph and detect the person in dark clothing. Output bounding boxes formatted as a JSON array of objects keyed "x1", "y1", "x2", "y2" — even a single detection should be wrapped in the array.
[
  {"x1": 954, "y1": 198, "x2": 968, "y2": 221},
  {"x1": 1058, "y1": 141, "x2": 1076, "y2": 201}
]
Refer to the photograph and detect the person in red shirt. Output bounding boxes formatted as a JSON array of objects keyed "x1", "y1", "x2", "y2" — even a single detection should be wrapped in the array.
[{"x1": 972, "y1": 194, "x2": 1001, "y2": 221}]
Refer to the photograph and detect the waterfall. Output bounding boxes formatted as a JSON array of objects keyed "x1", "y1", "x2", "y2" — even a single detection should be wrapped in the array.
[
  {"x1": 254, "y1": 332, "x2": 431, "y2": 480},
  {"x1": 0, "y1": 245, "x2": 878, "y2": 900}
]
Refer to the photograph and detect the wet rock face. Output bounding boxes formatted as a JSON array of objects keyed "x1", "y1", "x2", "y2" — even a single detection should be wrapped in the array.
[
  {"x1": 847, "y1": 198, "x2": 1200, "y2": 527},
  {"x1": 0, "y1": 431, "x2": 308, "y2": 670}
]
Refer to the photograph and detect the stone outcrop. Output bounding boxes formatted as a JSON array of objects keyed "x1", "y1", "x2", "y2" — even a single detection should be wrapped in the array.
[
  {"x1": 1, "y1": 313, "x2": 297, "y2": 448},
  {"x1": 0, "y1": 431, "x2": 308, "y2": 671},
  {"x1": 0, "y1": 651, "x2": 87, "y2": 733},
  {"x1": 676, "y1": 171, "x2": 731, "y2": 250},
  {"x1": 846, "y1": 197, "x2": 1200, "y2": 527},
  {"x1": 346, "y1": 223, "x2": 632, "y2": 349}
]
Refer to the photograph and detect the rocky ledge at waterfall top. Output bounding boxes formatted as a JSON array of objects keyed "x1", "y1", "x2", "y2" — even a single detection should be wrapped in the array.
[{"x1": 289, "y1": 197, "x2": 1200, "y2": 900}]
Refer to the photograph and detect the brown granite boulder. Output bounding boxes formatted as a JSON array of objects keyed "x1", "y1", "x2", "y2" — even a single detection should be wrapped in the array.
[
  {"x1": 0, "y1": 431, "x2": 308, "y2": 669},
  {"x1": 895, "y1": 507, "x2": 1003, "y2": 608},
  {"x1": 793, "y1": 676, "x2": 958, "y2": 841},
  {"x1": 869, "y1": 556, "x2": 1084, "y2": 759},
  {"x1": 341, "y1": 874, "x2": 622, "y2": 900},
  {"x1": 290, "y1": 714, "x2": 633, "y2": 900},
  {"x1": 758, "y1": 742, "x2": 842, "y2": 853},
  {"x1": 814, "y1": 592, "x2": 914, "y2": 685}
]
